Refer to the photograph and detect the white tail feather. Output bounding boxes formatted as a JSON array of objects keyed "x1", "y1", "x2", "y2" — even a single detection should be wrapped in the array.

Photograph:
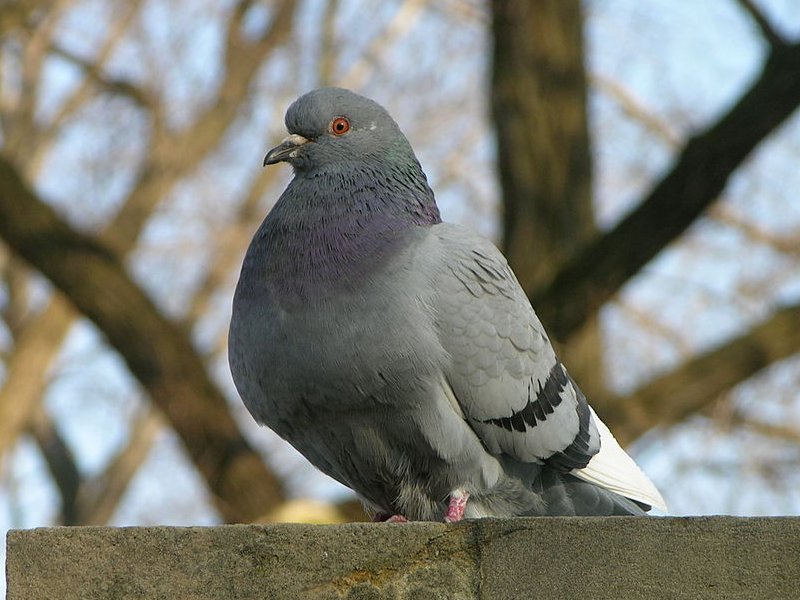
[{"x1": 573, "y1": 407, "x2": 667, "y2": 511}]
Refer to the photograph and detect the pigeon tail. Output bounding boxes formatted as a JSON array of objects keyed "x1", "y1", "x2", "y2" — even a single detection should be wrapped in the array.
[{"x1": 572, "y1": 407, "x2": 667, "y2": 511}]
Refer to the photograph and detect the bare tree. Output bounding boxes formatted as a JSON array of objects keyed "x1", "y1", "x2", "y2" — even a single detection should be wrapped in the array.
[
  {"x1": 492, "y1": 0, "x2": 800, "y2": 446},
  {"x1": 0, "y1": 0, "x2": 799, "y2": 531}
]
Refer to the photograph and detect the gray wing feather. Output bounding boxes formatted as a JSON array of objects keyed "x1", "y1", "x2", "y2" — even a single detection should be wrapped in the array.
[{"x1": 431, "y1": 223, "x2": 599, "y2": 470}]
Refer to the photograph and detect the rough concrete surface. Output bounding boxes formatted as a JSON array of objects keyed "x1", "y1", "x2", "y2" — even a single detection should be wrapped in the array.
[{"x1": 6, "y1": 517, "x2": 799, "y2": 599}]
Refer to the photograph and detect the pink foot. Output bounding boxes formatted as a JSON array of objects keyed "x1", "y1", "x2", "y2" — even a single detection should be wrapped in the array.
[
  {"x1": 373, "y1": 512, "x2": 409, "y2": 523},
  {"x1": 385, "y1": 514, "x2": 409, "y2": 523},
  {"x1": 444, "y1": 489, "x2": 470, "y2": 523}
]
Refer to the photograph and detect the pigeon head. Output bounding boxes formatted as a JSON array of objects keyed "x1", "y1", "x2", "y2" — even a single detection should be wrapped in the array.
[
  {"x1": 263, "y1": 88, "x2": 440, "y2": 228},
  {"x1": 264, "y1": 88, "x2": 418, "y2": 174}
]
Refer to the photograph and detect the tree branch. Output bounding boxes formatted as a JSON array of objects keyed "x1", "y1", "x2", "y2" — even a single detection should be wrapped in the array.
[
  {"x1": 29, "y1": 404, "x2": 82, "y2": 525},
  {"x1": 4, "y1": 0, "x2": 71, "y2": 165},
  {"x1": 491, "y1": 0, "x2": 595, "y2": 292},
  {"x1": 0, "y1": 296, "x2": 74, "y2": 459},
  {"x1": 49, "y1": 42, "x2": 153, "y2": 110},
  {"x1": 606, "y1": 302, "x2": 800, "y2": 444},
  {"x1": 0, "y1": 158, "x2": 285, "y2": 523},
  {"x1": 100, "y1": 0, "x2": 296, "y2": 258},
  {"x1": 534, "y1": 41, "x2": 800, "y2": 342},
  {"x1": 77, "y1": 405, "x2": 163, "y2": 525},
  {"x1": 728, "y1": 411, "x2": 800, "y2": 445},
  {"x1": 592, "y1": 73, "x2": 681, "y2": 146},
  {"x1": 184, "y1": 167, "x2": 280, "y2": 329},
  {"x1": 710, "y1": 203, "x2": 800, "y2": 255},
  {"x1": 735, "y1": 0, "x2": 787, "y2": 49},
  {"x1": 0, "y1": 2, "x2": 297, "y2": 523}
]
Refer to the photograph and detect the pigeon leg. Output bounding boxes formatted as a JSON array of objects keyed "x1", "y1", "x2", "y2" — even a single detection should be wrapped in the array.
[
  {"x1": 385, "y1": 514, "x2": 410, "y2": 523},
  {"x1": 373, "y1": 512, "x2": 409, "y2": 523},
  {"x1": 444, "y1": 489, "x2": 470, "y2": 522}
]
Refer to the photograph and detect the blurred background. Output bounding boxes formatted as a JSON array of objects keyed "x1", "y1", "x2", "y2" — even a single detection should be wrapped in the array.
[{"x1": 1, "y1": 0, "x2": 800, "y2": 589}]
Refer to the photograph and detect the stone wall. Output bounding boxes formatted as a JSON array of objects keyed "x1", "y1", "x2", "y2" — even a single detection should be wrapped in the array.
[{"x1": 7, "y1": 517, "x2": 799, "y2": 599}]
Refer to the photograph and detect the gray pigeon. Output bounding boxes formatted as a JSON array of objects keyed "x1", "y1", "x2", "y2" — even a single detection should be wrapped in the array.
[{"x1": 229, "y1": 88, "x2": 666, "y2": 522}]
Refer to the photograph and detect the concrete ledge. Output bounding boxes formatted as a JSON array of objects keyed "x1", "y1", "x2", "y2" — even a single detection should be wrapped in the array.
[{"x1": 7, "y1": 517, "x2": 799, "y2": 599}]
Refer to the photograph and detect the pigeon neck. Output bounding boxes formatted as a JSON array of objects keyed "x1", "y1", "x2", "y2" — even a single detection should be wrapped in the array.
[
  {"x1": 253, "y1": 164, "x2": 440, "y2": 303},
  {"x1": 300, "y1": 156, "x2": 441, "y2": 225}
]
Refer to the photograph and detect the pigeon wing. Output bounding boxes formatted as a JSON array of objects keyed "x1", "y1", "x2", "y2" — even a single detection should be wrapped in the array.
[{"x1": 430, "y1": 223, "x2": 600, "y2": 471}]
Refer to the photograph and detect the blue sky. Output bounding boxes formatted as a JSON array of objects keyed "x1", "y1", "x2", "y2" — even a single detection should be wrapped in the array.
[{"x1": 3, "y1": 0, "x2": 800, "y2": 591}]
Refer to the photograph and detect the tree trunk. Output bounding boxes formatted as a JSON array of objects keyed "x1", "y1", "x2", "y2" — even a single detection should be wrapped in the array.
[
  {"x1": 491, "y1": 0, "x2": 595, "y2": 291},
  {"x1": 0, "y1": 158, "x2": 286, "y2": 523},
  {"x1": 490, "y1": 0, "x2": 605, "y2": 395}
]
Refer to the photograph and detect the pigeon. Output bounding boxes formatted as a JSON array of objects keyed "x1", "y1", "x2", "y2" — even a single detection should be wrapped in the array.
[{"x1": 229, "y1": 87, "x2": 666, "y2": 522}]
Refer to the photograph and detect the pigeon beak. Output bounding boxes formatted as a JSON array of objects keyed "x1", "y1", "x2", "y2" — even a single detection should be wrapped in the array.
[{"x1": 263, "y1": 134, "x2": 310, "y2": 166}]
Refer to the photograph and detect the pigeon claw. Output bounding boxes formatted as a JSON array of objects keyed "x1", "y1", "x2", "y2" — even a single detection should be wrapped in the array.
[
  {"x1": 373, "y1": 512, "x2": 409, "y2": 523},
  {"x1": 385, "y1": 514, "x2": 410, "y2": 523},
  {"x1": 444, "y1": 489, "x2": 470, "y2": 523}
]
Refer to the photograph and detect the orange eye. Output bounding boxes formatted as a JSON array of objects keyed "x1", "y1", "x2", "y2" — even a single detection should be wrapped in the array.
[{"x1": 330, "y1": 116, "x2": 350, "y2": 135}]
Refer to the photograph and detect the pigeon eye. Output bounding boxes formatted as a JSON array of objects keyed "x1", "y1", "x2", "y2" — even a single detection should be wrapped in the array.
[{"x1": 330, "y1": 116, "x2": 350, "y2": 136}]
